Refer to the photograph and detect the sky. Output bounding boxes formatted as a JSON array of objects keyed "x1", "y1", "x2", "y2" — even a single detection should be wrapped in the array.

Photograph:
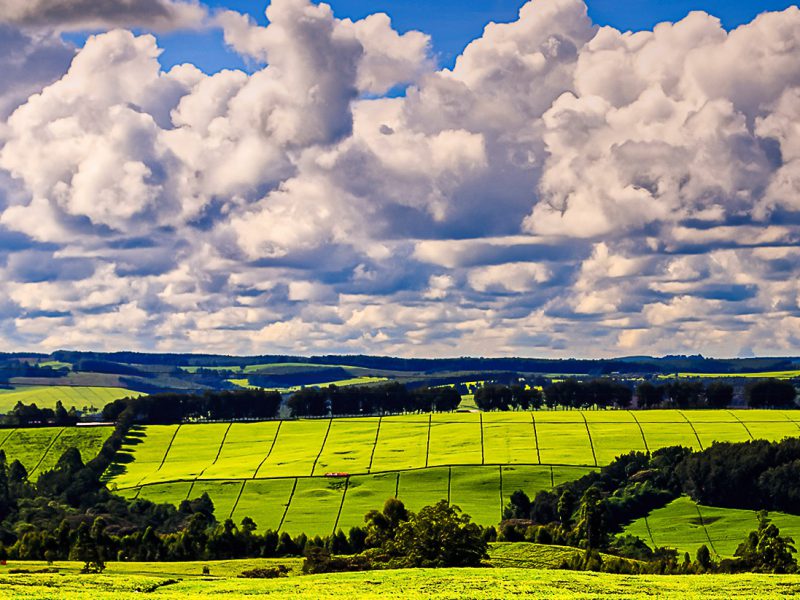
[{"x1": 0, "y1": 0, "x2": 799, "y2": 358}]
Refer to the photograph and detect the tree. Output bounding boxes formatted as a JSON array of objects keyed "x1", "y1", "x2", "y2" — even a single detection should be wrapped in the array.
[
  {"x1": 71, "y1": 521, "x2": 105, "y2": 573},
  {"x1": 364, "y1": 498, "x2": 409, "y2": 548},
  {"x1": 746, "y1": 380, "x2": 797, "y2": 409},
  {"x1": 636, "y1": 382, "x2": 664, "y2": 409},
  {"x1": 695, "y1": 544, "x2": 713, "y2": 571},
  {"x1": 705, "y1": 382, "x2": 734, "y2": 409},
  {"x1": 503, "y1": 490, "x2": 532, "y2": 520},
  {"x1": 735, "y1": 512, "x2": 797, "y2": 573},
  {"x1": 575, "y1": 486, "x2": 607, "y2": 549},
  {"x1": 388, "y1": 501, "x2": 487, "y2": 568},
  {"x1": 558, "y1": 489, "x2": 576, "y2": 527}
]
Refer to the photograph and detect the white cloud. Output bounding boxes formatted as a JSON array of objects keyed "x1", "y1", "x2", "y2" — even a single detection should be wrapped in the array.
[{"x1": 0, "y1": 0, "x2": 799, "y2": 357}]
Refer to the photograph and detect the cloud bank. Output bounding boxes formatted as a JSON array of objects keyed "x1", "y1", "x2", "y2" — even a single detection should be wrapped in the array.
[
  {"x1": 0, "y1": 0, "x2": 799, "y2": 358},
  {"x1": 0, "y1": 0, "x2": 207, "y2": 32}
]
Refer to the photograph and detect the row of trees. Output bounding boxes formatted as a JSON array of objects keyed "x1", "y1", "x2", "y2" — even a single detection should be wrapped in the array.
[
  {"x1": 0, "y1": 400, "x2": 79, "y2": 427},
  {"x1": 101, "y1": 389, "x2": 283, "y2": 424},
  {"x1": 287, "y1": 383, "x2": 461, "y2": 417},
  {"x1": 636, "y1": 379, "x2": 797, "y2": 409}
]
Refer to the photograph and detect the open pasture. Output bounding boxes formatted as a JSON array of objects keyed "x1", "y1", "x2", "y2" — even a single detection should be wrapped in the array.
[
  {"x1": 0, "y1": 385, "x2": 140, "y2": 413},
  {"x1": 0, "y1": 425, "x2": 111, "y2": 479},
  {"x1": 624, "y1": 496, "x2": 800, "y2": 558}
]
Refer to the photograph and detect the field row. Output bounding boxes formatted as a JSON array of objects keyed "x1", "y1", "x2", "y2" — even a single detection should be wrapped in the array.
[
  {"x1": 0, "y1": 385, "x2": 139, "y2": 412},
  {"x1": 119, "y1": 465, "x2": 594, "y2": 536},
  {"x1": 107, "y1": 410, "x2": 800, "y2": 488},
  {"x1": 0, "y1": 426, "x2": 111, "y2": 479},
  {"x1": 625, "y1": 496, "x2": 800, "y2": 557}
]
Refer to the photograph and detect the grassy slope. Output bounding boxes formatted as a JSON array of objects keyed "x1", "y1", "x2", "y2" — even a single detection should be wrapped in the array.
[
  {"x1": 624, "y1": 496, "x2": 800, "y2": 558},
  {"x1": 104, "y1": 409, "x2": 800, "y2": 535},
  {"x1": 0, "y1": 426, "x2": 112, "y2": 477},
  {"x1": 0, "y1": 386, "x2": 140, "y2": 412}
]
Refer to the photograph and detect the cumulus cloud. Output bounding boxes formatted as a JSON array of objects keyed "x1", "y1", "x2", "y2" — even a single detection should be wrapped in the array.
[
  {"x1": 0, "y1": 0, "x2": 207, "y2": 32},
  {"x1": 1, "y1": 0, "x2": 800, "y2": 357}
]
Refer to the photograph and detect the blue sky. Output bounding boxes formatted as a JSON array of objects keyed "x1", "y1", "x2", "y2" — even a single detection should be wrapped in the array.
[{"x1": 153, "y1": 0, "x2": 799, "y2": 73}]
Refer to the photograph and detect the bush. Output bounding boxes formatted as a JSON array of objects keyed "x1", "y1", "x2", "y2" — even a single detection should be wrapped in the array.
[{"x1": 238, "y1": 566, "x2": 289, "y2": 578}]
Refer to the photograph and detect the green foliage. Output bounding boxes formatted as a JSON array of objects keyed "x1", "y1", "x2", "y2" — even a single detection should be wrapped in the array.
[
  {"x1": 387, "y1": 500, "x2": 488, "y2": 568},
  {"x1": 746, "y1": 380, "x2": 798, "y2": 409},
  {"x1": 735, "y1": 512, "x2": 798, "y2": 573}
]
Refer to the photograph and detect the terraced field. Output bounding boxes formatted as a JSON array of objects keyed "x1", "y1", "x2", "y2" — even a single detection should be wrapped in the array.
[
  {"x1": 625, "y1": 496, "x2": 800, "y2": 558},
  {"x1": 0, "y1": 385, "x2": 140, "y2": 413},
  {"x1": 0, "y1": 425, "x2": 112, "y2": 478},
  {"x1": 104, "y1": 409, "x2": 800, "y2": 536}
]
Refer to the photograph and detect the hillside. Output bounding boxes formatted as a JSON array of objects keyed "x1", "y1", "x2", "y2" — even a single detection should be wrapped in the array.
[{"x1": 98, "y1": 409, "x2": 800, "y2": 535}]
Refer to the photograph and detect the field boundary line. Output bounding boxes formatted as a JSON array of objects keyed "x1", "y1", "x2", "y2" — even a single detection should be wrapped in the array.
[
  {"x1": 678, "y1": 412, "x2": 704, "y2": 450},
  {"x1": 580, "y1": 413, "x2": 598, "y2": 467},
  {"x1": 643, "y1": 515, "x2": 657, "y2": 548},
  {"x1": 447, "y1": 466, "x2": 452, "y2": 503},
  {"x1": 394, "y1": 472, "x2": 400, "y2": 498},
  {"x1": 278, "y1": 478, "x2": 298, "y2": 532},
  {"x1": 195, "y1": 423, "x2": 234, "y2": 481},
  {"x1": 29, "y1": 427, "x2": 65, "y2": 478},
  {"x1": 253, "y1": 421, "x2": 283, "y2": 479},
  {"x1": 425, "y1": 414, "x2": 432, "y2": 468},
  {"x1": 694, "y1": 504, "x2": 720, "y2": 558},
  {"x1": 310, "y1": 419, "x2": 333, "y2": 476},
  {"x1": 184, "y1": 480, "x2": 196, "y2": 501},
  {"x1": 531, "y1": 414, "x2": 541, "y2": 464},
  {"x1": 157, "y1": 424, "x2": 182, "y2": 472},
  {"x1": 114, "y1": 461, "x2": 601, "y2": 492},
  {"x1": 229, "y1": 480, "x2": 247, "y2": 520},
  {"x1": 213, "y1": 422, "x2": 233, "y2": 463},
  {"x1": 629, "y1": 412, "x2": 650, "y2": 453},
  {"x1": 498, "y1": 465, "x2": 504, "y2": 521},
  {"x1": 332, "y1": 477, "x2": 350, "y2": 534},
  {"x1": 726, "y1": 411, "x2": 754, "y2": 440},
  {"x1": 367, "y1": 416, "x2": 382, "y2": 473},
  {"x1": 549, "y1": 465, "x2": 555, "y2": 488},
  {"x1": 0, "y1": 428, "x2": 17, "y2": 448},
  {"x1": 480, "y1": 413, "x2": 485, "y2": 466}
]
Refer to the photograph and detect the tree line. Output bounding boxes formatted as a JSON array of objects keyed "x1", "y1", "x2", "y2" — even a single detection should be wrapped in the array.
[
  {"x1": 287, "y1": 383, "x2": 461, "y2": 417},
  {"x1": 636, "y1": 379, "x2": 796, "y2": 409},
  {"x1": 101, "y1": 389, "x2": 283, "y2": 424}
]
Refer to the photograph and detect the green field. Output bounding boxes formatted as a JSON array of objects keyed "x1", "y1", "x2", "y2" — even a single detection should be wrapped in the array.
[
  {"x1": 661, "y1": 370, "x2": 800, "y2": 379},
  {"x1": 2, "y1": 562, "x2": 800, "y2": 598},
  {"x1": 0, "y1": 425, "x2": 112, "y2": 479},
  {"x1": 97, "y1": 409, "x2": 800, "y2": 536},
  {"x1": 227, "y1": 376, "x2": 389, "y2": 391},
  {"x1": 624, "y1": 496, "x2": 800, "y2": 558},
  {"x1": 0, "y1": 385, "x2": 140, "y2": 412}
]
